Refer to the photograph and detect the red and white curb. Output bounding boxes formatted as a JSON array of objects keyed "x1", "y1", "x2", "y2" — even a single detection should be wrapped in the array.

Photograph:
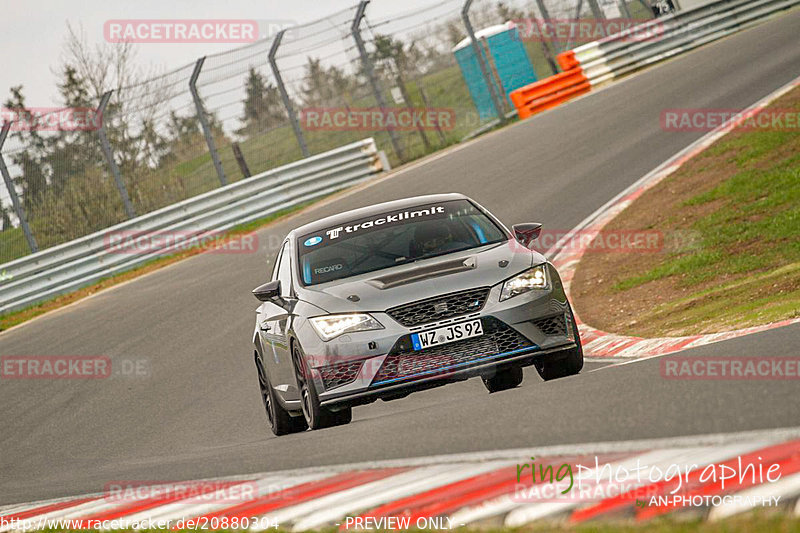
[
  {"x1": 548, "y1": 74, "x2": 800, "y2": 360},
  {"x1": 2, "y1": 428, "x2": 799, "y2": 531}
]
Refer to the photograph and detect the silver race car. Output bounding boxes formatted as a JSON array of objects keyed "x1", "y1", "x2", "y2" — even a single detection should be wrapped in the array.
[{"x1": 252, "y1": 193, "x2": 582, "y2": 434}]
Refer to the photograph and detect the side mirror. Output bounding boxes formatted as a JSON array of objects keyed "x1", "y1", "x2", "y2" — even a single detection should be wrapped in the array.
[
  {"x1": 252, "y1": 280, "x2": 281, "y2": 302},
  {"x1": 512, "y1": 223, "x2": 543, "y2": 248}
]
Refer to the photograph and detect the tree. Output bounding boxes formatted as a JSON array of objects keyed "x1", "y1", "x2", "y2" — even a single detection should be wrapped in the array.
[
  {"x1": 300, "y1": 58, "x2": 353, "y2": 108},
  {"x1": 236, "y1": 68, "x2": 286, "y2": 139},
  {"x1": 497, "y1": 2, "x2": 526, "y2": 22},
  {"x1": 45, "y1": 64, "x2": 105, "y2": 190},
  {"x1": 3, "y1": 86, "x2": 49, "y2": 206},
  {"x1": 1, "y1": 204, "x2": 11, "y2": 232},
  {"x1": 370, "y1": 34, "x2": 432, "y2": 150},
  {"x1": 445, "y1": 20, "x2": 466, "y2": 48}
]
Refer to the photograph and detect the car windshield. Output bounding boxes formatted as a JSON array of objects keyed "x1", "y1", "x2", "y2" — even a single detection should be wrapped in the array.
[{"x1": 297, "y1": 199, "x2": 507, "y2": 286}]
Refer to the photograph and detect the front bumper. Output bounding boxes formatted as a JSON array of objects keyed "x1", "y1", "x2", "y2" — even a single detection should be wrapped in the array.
[
  {"x1": 320, "y1": 341, "x2": 576, "y2": 407},
  {"x1": 299, "y1": 265, "x2": 577, "y2": 406}
]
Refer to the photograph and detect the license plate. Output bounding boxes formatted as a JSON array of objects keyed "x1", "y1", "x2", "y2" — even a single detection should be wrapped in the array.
[{"x1": 411, "y1": 319, "x2": 483, "y2": 351}]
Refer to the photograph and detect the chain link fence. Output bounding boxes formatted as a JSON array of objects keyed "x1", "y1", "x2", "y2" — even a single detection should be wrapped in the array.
[{"x1": 0, "y1": 0, "x2": 658, "y2": 266}]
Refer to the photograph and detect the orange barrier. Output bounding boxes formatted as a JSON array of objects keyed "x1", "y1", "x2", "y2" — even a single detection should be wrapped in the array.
[
  {"x1": 557, "y1": 50, "x2": 579, "y2": 72},
  {"x1": 509, "y1": 51, "x2": 590, "y2": 120}
]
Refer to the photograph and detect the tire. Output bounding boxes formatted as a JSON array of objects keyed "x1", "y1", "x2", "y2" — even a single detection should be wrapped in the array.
[
  {"x1": 482, "y1": 366, "x2": 523, "y2": 393},
  {"x1": 255, "y1": 353, "x2": 307, "y2": 436},
  {"x1": 293, "y1": 343, "x2": 353, "y2": 430},
  {"x1": 535, "y1": 307, "x2": 584, "y2": 381}
]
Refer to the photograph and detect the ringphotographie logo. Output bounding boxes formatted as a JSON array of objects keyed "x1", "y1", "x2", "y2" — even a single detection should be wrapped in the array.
[
  {"x1": 512, "y1": 18, "x2": 665, "y2": 43},
  {"x1": 513, "y1": 454, "x2": 785, "y2": 506},
  {"x1": 104, "y1": 230, "x2": 259, "y2": 255},
  {"x1": 0, "y1": 356, "x2": 150, "y2": 379},
  {"x1": 661, "y1": 108, "x2": 800, "y2": 132},
  {"x1": 1, "y1": 107, "x2": 101, "y2": 131},
  {"x1": 300, "y1": 107, "x2": 456, "y2": 132},
  {"x1": 104, "y1": 19, "x2": 259, "y2": 43}
]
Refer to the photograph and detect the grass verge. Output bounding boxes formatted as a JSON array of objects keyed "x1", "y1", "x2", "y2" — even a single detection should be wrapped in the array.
[{"x1": 569, "y1": 85, "x2": 800, "y2": 337}]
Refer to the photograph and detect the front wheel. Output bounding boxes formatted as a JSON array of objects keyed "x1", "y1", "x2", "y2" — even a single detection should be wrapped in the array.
[
  {"x1": 482, "y1": 366, "x2": 523, "y2": 392},
  {"x1": 255, "y1": 353, "x2": 307, "y2": 436},
  {"x1": 293, "y1": 344, "x2": 352, "y2": 430}
]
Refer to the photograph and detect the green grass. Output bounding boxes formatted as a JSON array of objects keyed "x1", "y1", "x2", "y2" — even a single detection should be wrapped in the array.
[
  {"x1": 0, "y1": 226, "x2": 29, "y2": 265},
  {"x1": 613, "y1": 131, "x2": 800, "y2": 293},
  {"x1": 582, "y1": 91, "x2": 800, "y2": 336}
]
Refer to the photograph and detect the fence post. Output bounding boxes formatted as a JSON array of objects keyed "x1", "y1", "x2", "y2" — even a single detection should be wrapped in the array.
[
  {"x1": 566, "y1": 0, "x2": 585, "y2": 51},
  {"x1": 534, "y1": 0, "x2": 561, "y2": 71},
  {"x1": 618, "y1": 0, "x2": 633, "y2": 17},
  {"x1": 587, "y1": 0, "x2": 608, "y2": 37},
  {"x1": 351, "y1": 0, "x2": 405, "y2": 162},
  {"x1": 189, "y1": 57, "x2": 228, "y2": 187},
  {"x1": 0, "y1": 121, "x2": 38, "y2": 253},
  {"x1": 269, "y1": 30, "x2": 310, "y2": 158},
  {"x1": 461, "y1": 0, "x2": 506, "y2": 124},
  {"x1": 97, "y1": 91, "x2": 135, "y2": 219}
]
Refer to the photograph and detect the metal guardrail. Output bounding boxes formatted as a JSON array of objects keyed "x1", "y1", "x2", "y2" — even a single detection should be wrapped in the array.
[
  {"x1": 572, "y1": 0, "x2": 800, "y2": 86},
  {"x1": 0, "y1": 139, "x2": 387, "y2": 315}
]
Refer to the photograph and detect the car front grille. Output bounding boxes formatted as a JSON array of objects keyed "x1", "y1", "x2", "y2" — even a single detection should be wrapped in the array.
[
  {"x1": 319, "y1": 360, "x2": 363, "y2": 390},
  {"x1": 533, "y1": 314, "x2": 567, "y2": 336},
  {"x1": 372, "y1": 317, "x2": 535, "y2": 385},
  {"x1": 385, "y1": 287, "x2": 491, "y2": 327}
]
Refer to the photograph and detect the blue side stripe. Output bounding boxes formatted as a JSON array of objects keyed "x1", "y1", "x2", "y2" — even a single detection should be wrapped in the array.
[{"x1": 302, "y1": 258, "x2": 312, "y2": 284}]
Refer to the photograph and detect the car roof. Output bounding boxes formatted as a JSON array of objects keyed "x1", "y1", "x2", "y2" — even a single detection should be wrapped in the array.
[{"x1": 289, "y1": 193, "x2": 471, "y2": 238}]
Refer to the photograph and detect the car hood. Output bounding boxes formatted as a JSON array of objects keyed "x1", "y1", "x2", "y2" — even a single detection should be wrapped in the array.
[{"x1": 298, "y1": 241, "x2": 543, "y2": 314}]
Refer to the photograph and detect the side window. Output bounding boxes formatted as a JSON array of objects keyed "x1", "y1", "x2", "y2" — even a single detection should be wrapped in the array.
[
  {"x1": 277, "y1": 241, "x2": 294, "y2": 298},
  {"x1": 270, "y1": 242, "x2": 285, "y2": 281}
]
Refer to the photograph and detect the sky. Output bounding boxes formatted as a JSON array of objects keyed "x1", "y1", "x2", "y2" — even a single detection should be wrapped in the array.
[{"x1": 0, "y1": 0, "x2": 437, "y2": 111}]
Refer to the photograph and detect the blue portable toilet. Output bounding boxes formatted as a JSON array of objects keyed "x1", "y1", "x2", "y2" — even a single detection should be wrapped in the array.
[{"x1": 453, "y1": 22, "x2": 538, "y2": 121}]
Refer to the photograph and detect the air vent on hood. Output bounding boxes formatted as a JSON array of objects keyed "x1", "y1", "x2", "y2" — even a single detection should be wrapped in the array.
[{"x1": 368, "y1": 255, "x2": 477, "y2": 290}]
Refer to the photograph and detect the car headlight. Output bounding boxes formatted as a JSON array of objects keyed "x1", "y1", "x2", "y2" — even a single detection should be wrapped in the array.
[
  {"x1": 500, "y1": 264, "x2": 549, "y2": 301},
  {"x1": 309, "y1": 314, "x2": 384, "y2": 341}
]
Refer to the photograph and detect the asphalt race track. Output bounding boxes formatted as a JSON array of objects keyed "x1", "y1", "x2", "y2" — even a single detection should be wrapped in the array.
[{"x1": 1, "y1": 10, "x2": 799, "y2": 504}]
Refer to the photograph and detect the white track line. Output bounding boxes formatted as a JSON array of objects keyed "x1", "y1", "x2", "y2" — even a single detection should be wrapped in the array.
[
  {"x1": 117, "y1": 473, "x2": 329, "y2": 528},
  {"x1": 248, "y1": 466, "x2": 450, "y2": 531},
  {"x1": 288, "y1": 461, "x2": 512, "y2": 532},
  {"x1": 5, "y1": 429, "x2": 799, "y2": 530}
]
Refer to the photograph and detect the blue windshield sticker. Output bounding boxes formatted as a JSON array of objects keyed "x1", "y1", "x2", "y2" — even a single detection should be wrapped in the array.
[
  {"x1": 304, "y1": 236, "x2": 322, "y2": 247},
  {"x1": 302, "y1": 258, "x2": 312, "y2": 284},
  {"x1": 470, "y1": 221, "x2": 487, "y2": 243}
]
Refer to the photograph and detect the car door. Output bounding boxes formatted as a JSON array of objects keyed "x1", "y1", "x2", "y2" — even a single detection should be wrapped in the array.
[{"x1": 257, "y1": 241, "x2": 293, "y2": 393}]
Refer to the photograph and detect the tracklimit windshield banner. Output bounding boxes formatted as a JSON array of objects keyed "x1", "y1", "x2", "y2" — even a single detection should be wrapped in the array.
[{"x1": 300, "y1": 203, "x2": 449, "y2": 249}]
